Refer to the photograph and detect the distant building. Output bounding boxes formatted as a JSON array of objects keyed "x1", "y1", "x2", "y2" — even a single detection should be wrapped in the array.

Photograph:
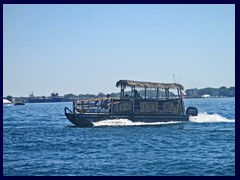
[{"x1": 202, "y1": 94, "x2": 210, "y2": 98}]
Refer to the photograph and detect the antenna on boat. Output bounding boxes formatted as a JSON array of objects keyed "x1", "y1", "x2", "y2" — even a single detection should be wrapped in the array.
[{"x1": 173, "y1": 74, "x2": 176, "y2": 83}]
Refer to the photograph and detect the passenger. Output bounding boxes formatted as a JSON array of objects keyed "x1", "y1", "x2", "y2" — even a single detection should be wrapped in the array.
[
  {"x1": 102, "y1": 94, "x2": 111, "y2": 110},
  {"x1": 134, "y1": 90, "x2": 142, "y2": 99},
  {"x1": 125, "y1": 94, "x2": 130, "y2": 98}
]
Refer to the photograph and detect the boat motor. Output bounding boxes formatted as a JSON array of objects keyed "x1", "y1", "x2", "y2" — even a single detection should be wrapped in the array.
[{"x1": 186, "y1": 107, "x2": 198, "y2": 116}]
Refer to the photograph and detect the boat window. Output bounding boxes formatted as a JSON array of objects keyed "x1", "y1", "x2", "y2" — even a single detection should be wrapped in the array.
[{"x1": 169, "y1": 89, "x2": 180, "y2": 99}]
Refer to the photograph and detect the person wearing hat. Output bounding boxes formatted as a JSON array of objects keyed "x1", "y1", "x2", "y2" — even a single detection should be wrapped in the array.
[{"x1": 102, "y1": 94, "x2": 111, "y2": 111}]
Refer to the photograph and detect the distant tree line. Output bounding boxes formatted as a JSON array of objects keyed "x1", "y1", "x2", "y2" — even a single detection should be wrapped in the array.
[
  {"x1": 63, "y1": 92, "x2": 121, "y2": 99},
  {"x1": 4, "y1": 86, "x2": 234, "y2": 101},
  {"x1": 64, "y1": 86, "x2": 235, "y2": 99},
  {"x1": 6, "y1": 95, "x2": 13, "y2": 102},
  {"x1": 63, "y1": 89, "x2": 174, "y2": 99},
  {"x1": 185, "y1": 86, "x2": 235, "y2": 98}
]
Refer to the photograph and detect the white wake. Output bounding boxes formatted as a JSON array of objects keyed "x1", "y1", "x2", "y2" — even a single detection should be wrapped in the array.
[
  {"x1": 93, "y1": 119, "x2": 183, "y2": 127},
  {"x1": 92, "y1": 113, "x2": 234, "y2": 127},
  {"x1": 189, "y1": 113, "x2": 235, "y2": 123}
]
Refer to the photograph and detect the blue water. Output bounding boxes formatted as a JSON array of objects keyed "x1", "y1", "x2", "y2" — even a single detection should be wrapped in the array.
[{"x1": 3, "y1": 98, "x2": 235, "y2": 176}]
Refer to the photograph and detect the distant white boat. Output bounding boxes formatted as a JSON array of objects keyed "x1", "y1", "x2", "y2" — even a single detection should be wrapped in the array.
[{"x1": 3, "y1": 99, "x2": 12, "y2": 104}]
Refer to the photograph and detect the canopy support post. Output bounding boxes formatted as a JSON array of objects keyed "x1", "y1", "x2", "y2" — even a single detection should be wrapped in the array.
[{"x1": 144, "y1": 87, "x2": 147, "y2": 99}]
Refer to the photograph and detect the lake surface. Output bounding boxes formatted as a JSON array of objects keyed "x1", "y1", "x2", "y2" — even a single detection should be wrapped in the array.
[{"x1": 3, "y1": 98, "x2": 235, "y2": 176}]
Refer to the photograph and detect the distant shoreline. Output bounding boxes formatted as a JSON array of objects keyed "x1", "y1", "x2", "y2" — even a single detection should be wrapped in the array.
[
  {"x1": 184, "y1": 96, "x2": 235, "y2": 99},
  {"x1": 3, "y1": 86, "x2": 235, "y2": 101}
]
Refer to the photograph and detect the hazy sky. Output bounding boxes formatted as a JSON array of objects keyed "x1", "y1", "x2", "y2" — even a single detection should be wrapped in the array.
[{"x1": 3, "y1": 4, "x2": 235, "y2": 97}]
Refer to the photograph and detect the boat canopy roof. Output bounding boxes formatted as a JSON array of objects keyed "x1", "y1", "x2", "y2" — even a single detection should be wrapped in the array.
[{"x1": 116, "y1": 80, "x2": 184, "y2": 90}]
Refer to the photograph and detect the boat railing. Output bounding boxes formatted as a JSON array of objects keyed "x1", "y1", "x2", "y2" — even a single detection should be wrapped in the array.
[
  {"x1": 111, "y1": 98, "x2": 183, "y2": 114},
  {"x1": 73, "y1": 97, "x2": 121, "y2": 114},
  {"x1": 72, "y1": 96, "x2": 184, "y2": 115},
  {"x1": 64, "y1": 107, "x2": 72, "y2": 115}
]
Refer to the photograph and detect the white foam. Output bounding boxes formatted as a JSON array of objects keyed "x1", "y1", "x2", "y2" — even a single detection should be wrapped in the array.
[
  {"x1": 93, "y1": 119, "x2": 183, "y2": 127},
  {"x1": 189, "y1": 113, "x2": 235, "y2": 123},
  {"x1": 93, "y1": 113, "x2": 235, "y2": 127}
]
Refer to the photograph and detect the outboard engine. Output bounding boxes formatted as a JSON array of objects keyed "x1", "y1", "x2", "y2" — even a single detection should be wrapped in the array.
[{"x1": 186, "y1": 107, "x2": 198, "y2": 116}]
